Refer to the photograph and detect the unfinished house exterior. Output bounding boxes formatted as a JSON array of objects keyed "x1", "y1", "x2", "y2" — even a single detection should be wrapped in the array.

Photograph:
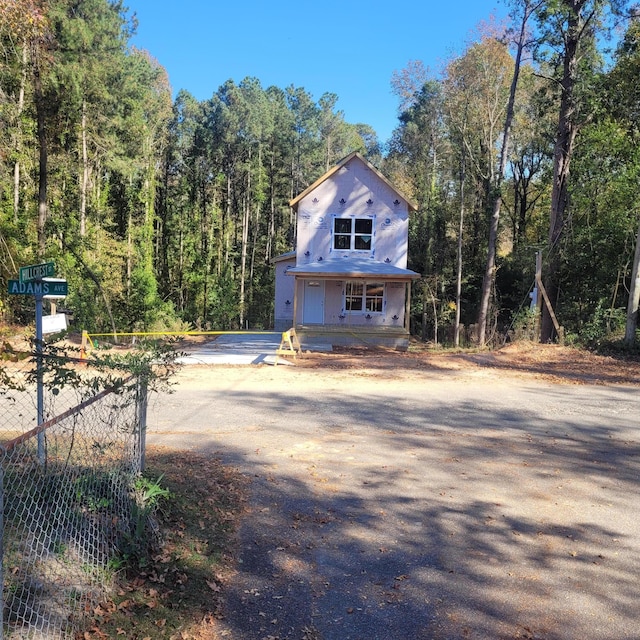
[{"x1": 273, "y1": 152, "x2": 420, "y2": 349}]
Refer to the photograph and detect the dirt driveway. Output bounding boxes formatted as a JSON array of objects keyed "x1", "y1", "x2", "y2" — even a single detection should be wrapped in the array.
[{"x1": 148, "y1": 343, "x2": 640, "y2": 640}]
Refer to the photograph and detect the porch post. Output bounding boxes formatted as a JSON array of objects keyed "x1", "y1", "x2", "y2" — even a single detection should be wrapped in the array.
[
  {"x1": 405, "y1": 281, "x2": 412, "y2": 333},
  {"x1": 293, "y1": 277, "x2": 299, "y2": 329}
]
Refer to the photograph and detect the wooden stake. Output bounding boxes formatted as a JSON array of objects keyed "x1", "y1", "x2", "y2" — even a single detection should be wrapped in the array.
[
  {"x1": 534, "y1": 251, "x2": 542, "y2": 341},
  {"x1": 535, "y1": 271, "x2": 562, "y2": 340}
]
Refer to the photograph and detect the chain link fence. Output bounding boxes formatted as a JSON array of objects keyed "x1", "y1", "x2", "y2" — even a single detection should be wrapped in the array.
[{"x1": 0, "y1": 347, "x2": 152, "y2": 639}]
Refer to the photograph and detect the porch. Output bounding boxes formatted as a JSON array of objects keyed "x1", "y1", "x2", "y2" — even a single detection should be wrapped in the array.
[{"x1": 295, "y1": 323, "x2": 411, "y2": 350}]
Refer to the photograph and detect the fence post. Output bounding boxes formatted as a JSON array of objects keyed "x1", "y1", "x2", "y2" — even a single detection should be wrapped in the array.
[
  {"x1": 35, "y1": 293, "x2": 45, "y2": 465},
  {"x1": 0, "y1": 457, "x2": 4, "y2": 640},
  {"x1": 136, "y1": 376, "x2": 149, "y2": 473}
]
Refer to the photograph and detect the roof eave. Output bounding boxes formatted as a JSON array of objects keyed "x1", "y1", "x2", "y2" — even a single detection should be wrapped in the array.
[
  {"x1": 287, "y1": 270, "x2": 421, "y2": 281},
  {"x1": 271, "y1": 251, "x2": 296, "y2": 264},
  {"x1": 289, "y1": 152, "x2": 359, "y2": 211}
]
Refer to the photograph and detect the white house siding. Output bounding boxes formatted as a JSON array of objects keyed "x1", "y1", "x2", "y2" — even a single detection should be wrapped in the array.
[
  {"x1": 294, "y1": 160, "x2": 410, "y2": 269},
  {"x1": 324, "y1": 281, "x2": 344, "y2": 324},
  {"x1": 294, "y1": 278, "x2": 406, "y2": 328},
  {"x1": 384, "y1": 282, "x2": 407, "y2": 326},
  {"x1": 273, "y1": 255, "x2": 296, "y2": 331}
]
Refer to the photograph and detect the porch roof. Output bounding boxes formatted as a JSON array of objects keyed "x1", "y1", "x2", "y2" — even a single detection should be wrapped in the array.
[{"x1": 287, "y1": 257, "x2": 420, "y2": 281}]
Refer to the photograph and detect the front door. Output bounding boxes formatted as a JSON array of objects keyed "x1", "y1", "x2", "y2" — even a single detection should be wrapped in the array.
[{"x1": 303, "y1": 280, "x2": 325, "y2": 324}]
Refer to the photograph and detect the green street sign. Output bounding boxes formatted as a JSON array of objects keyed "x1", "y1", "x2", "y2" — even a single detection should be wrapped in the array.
[
  {"x1": 19, "y1": 261, "x2": 55, "y2": 283},
  {"x1": 8, "y1": 279, "x2": 68, "y2": 298}
]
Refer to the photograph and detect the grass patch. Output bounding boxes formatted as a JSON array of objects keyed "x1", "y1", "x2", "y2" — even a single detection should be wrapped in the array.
[{"x1": 82, "y1": 445, "x2": 247, "y2": 640}]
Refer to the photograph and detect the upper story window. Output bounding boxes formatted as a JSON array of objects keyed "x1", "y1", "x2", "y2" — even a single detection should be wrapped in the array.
[{"x1": 333, "y1": 217, "x2": 373, "y2": 251}]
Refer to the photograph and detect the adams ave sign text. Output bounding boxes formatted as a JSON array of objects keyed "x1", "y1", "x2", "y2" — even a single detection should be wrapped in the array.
[{"x1": 8, "y1": 279, "x2": 68, "y2": 298}]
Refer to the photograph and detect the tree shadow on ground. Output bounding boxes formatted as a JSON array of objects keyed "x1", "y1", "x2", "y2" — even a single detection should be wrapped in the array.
[{"x1": 151, "y1": 384, "x2": 640, "y2": 640}]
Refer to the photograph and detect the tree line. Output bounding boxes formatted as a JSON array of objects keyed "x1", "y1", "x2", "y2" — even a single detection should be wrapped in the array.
[{"x1": 1, "y1": 0, "x2": 640, "y2": 347}]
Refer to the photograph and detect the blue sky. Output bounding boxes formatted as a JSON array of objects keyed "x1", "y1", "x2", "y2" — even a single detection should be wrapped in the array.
[{"x1": 127, "y1": 0, "x2": 507, "y2": 144}]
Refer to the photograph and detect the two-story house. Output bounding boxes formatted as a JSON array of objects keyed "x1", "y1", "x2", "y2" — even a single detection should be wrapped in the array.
[{"x1": 273, "y1": 152, "x2": 420, "y2": 349}]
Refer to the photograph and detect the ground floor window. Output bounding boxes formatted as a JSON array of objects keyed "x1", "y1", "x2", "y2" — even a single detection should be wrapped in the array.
[{"x1": 345, "y1": 281, "x2": 385, "y2": 313}]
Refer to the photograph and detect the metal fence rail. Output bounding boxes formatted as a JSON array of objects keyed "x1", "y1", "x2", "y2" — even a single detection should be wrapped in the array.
[{"x1": 0, "y1": 352, "x2": 148, "y2": 639}]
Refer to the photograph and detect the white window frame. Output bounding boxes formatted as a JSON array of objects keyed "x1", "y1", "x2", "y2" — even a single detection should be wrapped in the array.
[
  {"x1": 332, "y1": 216, "x2": 374, "y2": 252},
  {"x1": 344, "y1": 281, "x2": 385, "y2": 314}
]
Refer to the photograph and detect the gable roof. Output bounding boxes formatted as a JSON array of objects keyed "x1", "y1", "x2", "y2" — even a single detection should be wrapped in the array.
[{"x1": 289, "y1": 152, "x2": 418, "y2": 212}]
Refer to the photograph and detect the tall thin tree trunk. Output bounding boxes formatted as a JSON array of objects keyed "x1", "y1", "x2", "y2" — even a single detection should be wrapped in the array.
[
  {"x1": 422, "y1": 280, "x2": 429, "y2": 342},
  {"x1": 127, "y1": 176, "x2": 133, "y2": 297},
  {"x1": 127, "y1": 211, "x2": 132, "y2": 297},
  {"x1": 422, "y1": 279, "x2": 438, "y2": 346},
  {"x1": 202, "y1": 180, "x2": 209, "y2": 323},
  {"x1": 178, "y1": 208, "x2": 185, "y2": 312},
  {"x1": 325, "y1": 133, "x2": 332, "y2": 172},
  {"x1": 455, "y1": 161, "x2": 465, "y2": 348},
  {"x1": 217, "y1": 192, "x2": 223, "y2": 277},
  {"x1": 69, "y1": 246, "x2": 117, "y2": 336},
  {"x1": 13, "y1": 44, "x2": 27, "y2": 223},
  {"x1": 248, "y1": 146, "x2": 262, "y2": 317},
  {"x1": 34, "y1": 59, "x2": 48, "y2": 258},
  {"x1": 13, "y1": 161, "x2": 21, "y2": 224},
  {"x1": 80, "y1": 99, "x2": 88, "y2": 236},
  {"x1": 624, "y1": 216, "x2": 640, "y2": 345},
  {"x1": 249, "y1": 203, "x2": 259, "y2": 324},
  {"x1": 431, "y1": 277, "x2": 438, "y2": 347},
  {"x1": 477, "y1": 0, "x2": 536, "y2": 346},
  {"x1": 239, "y1": 170, "x2": 250, "y2": 328},
  {"x1": 225, "y1": 173, "x2": 232, "y2": 265},
  {"x1": 266, "y1": 147, "x2": 276, "y2": 260},
  {"x1": 541, "y1": 2, "x2": 583, "y2": 342}
]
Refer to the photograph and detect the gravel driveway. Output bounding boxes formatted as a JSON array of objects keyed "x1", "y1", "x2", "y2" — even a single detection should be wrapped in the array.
[{"x1": 148, "y1": 363, "x2": 640, "y2": 640}]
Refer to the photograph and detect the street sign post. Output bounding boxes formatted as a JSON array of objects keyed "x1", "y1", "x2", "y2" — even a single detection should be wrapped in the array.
[
  {"x1": 9, "y1": 262, "x2": 66, "y2": 465},
  {"x1": 19, "y1": 261, "x2": 55, "y2": 283}
]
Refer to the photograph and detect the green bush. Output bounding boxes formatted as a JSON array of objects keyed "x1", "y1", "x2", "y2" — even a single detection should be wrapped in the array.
[{"x1": 578, "y1": 301, "x2": 626, "y2": 346}]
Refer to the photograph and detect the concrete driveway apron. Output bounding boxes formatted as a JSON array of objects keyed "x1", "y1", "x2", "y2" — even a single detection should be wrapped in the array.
[{"x1": 176, "y1": 332, "x2": 284, "y2": 365}]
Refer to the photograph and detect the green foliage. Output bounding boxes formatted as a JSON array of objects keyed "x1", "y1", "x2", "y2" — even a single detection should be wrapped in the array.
[
  {"x1": 510, "y1": 308, "x2": 538, "y2": 342},
  {"x1": 205, "y1": 270, "x2": 241, "y2": 330},
  {"x1": 2, "y1": 0, "x2": 640, "y2": 346},
  {"x1": 495, "y1": 251, "x2": 538, "y2": 327},
  {"x1": 74, "y1": 472, "x2": 117, "y2": 513},
  {"x1": 120, "y1": 474, "x2": 171, "y2": 568},
  {"x1": 87, "y1": 338, "x2": 182, "y2": 393},
  {"x1": 566, "y1": 300, "x2": 626, "y2": 347},
  {"x1": 556, "y1": 26, "x2": 640, "y2": 340},
  {"x1": 16, "y1": 336, "x2": 182, "y2": 402},
  {"x1": 128, "y1": 265, "x2": 161, "y2": 329}
]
